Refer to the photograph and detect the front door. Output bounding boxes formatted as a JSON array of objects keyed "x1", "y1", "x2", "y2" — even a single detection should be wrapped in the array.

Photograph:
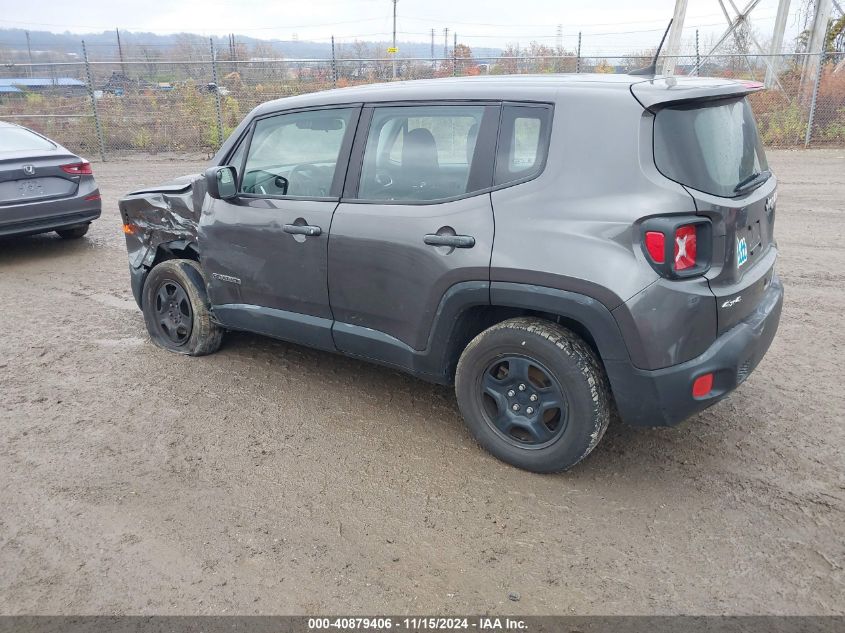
[
  {"x1": 328, "y1": 103, "x2": 498, "y2": 358},
  {"x1": 199, "y1": 106, "x2": 359, "y2": 349}
]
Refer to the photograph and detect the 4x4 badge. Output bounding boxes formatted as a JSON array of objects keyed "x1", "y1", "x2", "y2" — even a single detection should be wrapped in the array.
[{"x1": 737, "y1": 237, "x2": 748, "y2": 267}]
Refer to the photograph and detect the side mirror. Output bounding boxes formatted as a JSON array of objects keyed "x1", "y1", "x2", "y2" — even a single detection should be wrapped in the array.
[{"x1": 205, "y1": 166, "x2": 238, "y2": 200}]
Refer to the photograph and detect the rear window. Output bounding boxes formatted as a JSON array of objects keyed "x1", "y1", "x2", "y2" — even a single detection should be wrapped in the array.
[
  {"x1": 0, "y1": 125, "x2": 55, "y2": 152},
  {"x1": 653, "y1": 97, "x2": 768, "y2": 198}
]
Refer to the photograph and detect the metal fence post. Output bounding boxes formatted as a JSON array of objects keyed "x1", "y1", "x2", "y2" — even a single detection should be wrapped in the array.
[
  {"x1": 453, "y1": 32, "x2": 458, "y2": 77},
  {"x1": 695, "y1": 29, "x2": 700, "y2": 76},
  {"x1": 576, "y1": 32, "x2": 582, "y2": 73},
  {"x1": 81, "y1": 40, "x2": 106, "y2": 162},
  {"x1": 804, "y1": 24, "x2": 829, "y2": 148},
  {"x1": 209, "y1": 37, "x2": 224, "y2": 150},
  {"x1": 331, "y1": 36, "x2": 338, "y2": 87}
]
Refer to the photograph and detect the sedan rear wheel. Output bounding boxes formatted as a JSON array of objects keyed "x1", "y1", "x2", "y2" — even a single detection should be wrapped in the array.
[{"x1": 56, "y1": 224, "x2": 90, "y2": 239}]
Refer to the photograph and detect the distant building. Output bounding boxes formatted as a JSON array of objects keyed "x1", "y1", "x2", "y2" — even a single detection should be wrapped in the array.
[
  {"x1": 0, "y1": 85, "x2": 24, "y2": 101},
  {"x1": 0, "y1": 77, "x2": 87, "y2": 96}
]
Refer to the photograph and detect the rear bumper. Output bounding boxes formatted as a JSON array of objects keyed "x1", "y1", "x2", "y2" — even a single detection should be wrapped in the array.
[
  {"x1": 607, "y1": 274, "x2": 783, "y2": 427},
  {"x1": 0, "y1": 206, "x2": 101, "y2": 238}
]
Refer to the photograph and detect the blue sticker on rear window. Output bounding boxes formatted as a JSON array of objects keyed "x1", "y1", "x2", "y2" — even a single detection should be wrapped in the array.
[{"x1": 737, "y1": 237, "x2": 748, "y2": 267}]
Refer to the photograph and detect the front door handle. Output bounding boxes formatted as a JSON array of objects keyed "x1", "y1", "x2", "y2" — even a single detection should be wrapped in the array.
[
  {"x1": 283, "y1": 223, "x2": 322, "y2": 237},
  {"x1": 423, "y1": 234, "x2": 475, "y2": 248}
]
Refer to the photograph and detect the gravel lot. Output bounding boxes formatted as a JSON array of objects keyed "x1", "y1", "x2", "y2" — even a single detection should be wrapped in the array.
[{"x1": 0, "y1": 150, "x2": 843, "y2": 615}]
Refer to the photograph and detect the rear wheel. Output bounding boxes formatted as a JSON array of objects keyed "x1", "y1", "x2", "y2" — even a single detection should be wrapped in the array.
[
  {"x1": 455, "y1": 317, "x2": 611, "y2": 473},
  {"x1": 56, "y1": 224, "x2": 89, "y2": 239},
  {"x1": 142, "y1": 259, "x2": 222, "y2": 356}
]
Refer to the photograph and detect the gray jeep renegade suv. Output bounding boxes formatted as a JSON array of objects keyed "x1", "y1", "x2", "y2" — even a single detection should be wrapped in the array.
[{"x1": 119, "y1": 74, "x2": 783, "y2": 473}]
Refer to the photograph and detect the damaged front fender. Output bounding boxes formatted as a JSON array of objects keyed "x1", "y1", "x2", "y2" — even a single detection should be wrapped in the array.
[{"x1": 118, "y1": 173, "x2": 208, "y2": 306}]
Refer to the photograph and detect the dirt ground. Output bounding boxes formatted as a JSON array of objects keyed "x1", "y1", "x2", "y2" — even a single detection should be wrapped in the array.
[{"x1": 0, "y1": 150, "x2": 843, "y2": 616}]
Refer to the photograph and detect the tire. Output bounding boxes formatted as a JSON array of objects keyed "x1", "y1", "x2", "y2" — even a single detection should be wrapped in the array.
[
  {"x1": 141, "y1": 259, "x2": 223, "y2": 356},
  {"x1": 455, "y1": 317, "x2": 611, "y2": 473},
  {"x1": 56, "y1": 224, "x2": 90, "y2": 239}
]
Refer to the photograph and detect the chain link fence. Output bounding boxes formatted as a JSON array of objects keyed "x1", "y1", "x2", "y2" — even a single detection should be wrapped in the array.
[{"x1": 1, "y1": 49, "x2": 843, "y2": 158}]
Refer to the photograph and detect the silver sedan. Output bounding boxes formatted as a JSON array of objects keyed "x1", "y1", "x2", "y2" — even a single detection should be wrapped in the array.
[{"x1": 0, "y1": 121, "x2": 101, "y2": 239}]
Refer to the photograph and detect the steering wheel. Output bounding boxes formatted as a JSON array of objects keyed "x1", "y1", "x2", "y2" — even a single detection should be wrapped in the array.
[{"x1": 288, "y1": 163, "x2": 324, "y2": 196}]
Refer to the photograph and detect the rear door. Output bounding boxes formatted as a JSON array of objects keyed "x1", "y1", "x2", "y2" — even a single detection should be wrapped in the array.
[
  {"x1": 652, "y1": 96, "x2": 778, "y2": 333},
  {"x1": 327, "y1": 102, "x2": 498, "y2": 357},
  {"x1": 198, "y1": 106, "x2": 359, "y2": 350}
]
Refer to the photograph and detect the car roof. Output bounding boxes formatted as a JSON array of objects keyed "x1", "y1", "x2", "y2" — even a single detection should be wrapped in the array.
[{"x1": 253, "y1": 73, "x2": 755, "y2": 115}]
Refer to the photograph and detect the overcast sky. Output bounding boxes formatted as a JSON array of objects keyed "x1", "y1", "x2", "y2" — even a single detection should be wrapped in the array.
[{"x1": 0, "y1": 0, "x2": 806, "y2": 54}]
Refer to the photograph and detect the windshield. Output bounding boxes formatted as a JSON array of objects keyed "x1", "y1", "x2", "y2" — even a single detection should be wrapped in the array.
[
  {"x1": 0, "y1": 125, "x2": 56, "y2": 153},
  {"x1": 653, "y1": 96, "x2": 768, "y2": 198}
]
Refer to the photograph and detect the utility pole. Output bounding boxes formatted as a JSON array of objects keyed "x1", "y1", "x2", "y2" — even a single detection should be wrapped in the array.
[
  {"x1": 802, "y1": 0, "x2": 832, "y2": 93},
  {"x1": 443, "y1": 27, "x2": 449, "y2": 61},
  {"x1": 576, "y1": 31, "x2": 582, "y2": 73},
  {"x1": 765, "y1": 0, "x2": 792, "y2": 88},
  {"x1": 805, "y1": 17, "x2": 830, "y2": 146},
  {"x1": 392, "y1": 0, "x2": 398, "y2": 80},
  {"x1": 116, "y1": 28, "x2": 126, "y2": 76},
  {"x1": 453, "y1": 31, "x2": 457, "y2": 76},
  {"x1": 25, "y1": 31, "x2": 34, "y2": 77},
  {"x1": 431, "y1": 28, "x2": 435, "y2": 69},
  {"x1": 661, "y1": 0, "x2": 689, "y2": 76}
]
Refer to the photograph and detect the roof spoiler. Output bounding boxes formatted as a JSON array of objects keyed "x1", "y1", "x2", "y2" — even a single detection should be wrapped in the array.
[
  {"x1": 630, "y1": 78, "x2": 765, "y2": 112},
  {"x1": 629, "y1": 19, "x2": 673, "y2": 77}
]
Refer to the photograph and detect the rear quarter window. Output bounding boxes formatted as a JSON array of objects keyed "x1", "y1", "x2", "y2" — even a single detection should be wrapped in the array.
[{"x1": 494, "y1": 104, "x2": 552, "y2": 186}]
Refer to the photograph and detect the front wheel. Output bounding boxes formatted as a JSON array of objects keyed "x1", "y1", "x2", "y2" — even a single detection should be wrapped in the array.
[
  {"x1": 141, "y1": 259, "x2": 223, "y2": 356},
  {"x1": 455, "y1": 317, "x2": 611, "y2": 473}
]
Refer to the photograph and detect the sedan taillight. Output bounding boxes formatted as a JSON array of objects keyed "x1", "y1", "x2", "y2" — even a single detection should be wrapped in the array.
[{"x1": 61, "y1": 162, "x2": 93, "y2": 175}]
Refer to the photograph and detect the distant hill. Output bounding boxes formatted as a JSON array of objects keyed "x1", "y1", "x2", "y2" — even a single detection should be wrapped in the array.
[{"x1": 0, "y1": 28, "x2": 502, "y2": 62}]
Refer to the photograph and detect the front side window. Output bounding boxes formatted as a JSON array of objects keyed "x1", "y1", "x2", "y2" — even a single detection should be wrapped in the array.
[
  {"x1": 358, "y1": 105, "x2": 487, "y2": 202},
  {"x1": 653, "y1": 96, "x2": 769, "y2": 198},
  {"x1": 227, "y1": 133, "x2": 248, "y2": 176},
  {"x1": 494, "y1": 105, "x2": 552, "y2": 186},
  {"x1": 240, "y1": 108, "x2": 355, "y2": 198}
]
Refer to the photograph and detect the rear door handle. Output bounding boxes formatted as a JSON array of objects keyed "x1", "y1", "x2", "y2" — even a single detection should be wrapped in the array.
[
  {"x1": 423, "y1": 234, "x2": 475, "y2": 248},
  {"x1": 283, "y1": 224, "x2": 322, "y2": 237}
]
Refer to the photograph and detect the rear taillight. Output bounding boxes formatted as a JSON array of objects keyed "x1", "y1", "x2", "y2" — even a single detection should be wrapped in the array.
[
  {"x1": 61, "y1": 162, "x2": 93, "y2": 175},
  {"x1": 645, "y1": 231, "x2": 665, "y2": 264},
  {"x1": 641, "y1": 216, "x2": 711, "y2": 279},
  {"x1": 673, "y1": 225, "x2": 697, "y2": 271}
]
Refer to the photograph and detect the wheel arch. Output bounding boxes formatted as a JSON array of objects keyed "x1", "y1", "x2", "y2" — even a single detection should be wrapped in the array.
[
  {"x1": 431, "y1": 282, "x2": 635, "y2": 383},
  {"x1": 130, "y1": 240, "x2": 202, "y2": 308}
]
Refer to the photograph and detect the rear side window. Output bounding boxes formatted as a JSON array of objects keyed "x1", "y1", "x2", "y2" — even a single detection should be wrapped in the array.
[
  {"x1": 0, "y1": 126, "x2": 55, "y2": 152},
  {"x1": 494, "y1": 105, "x2": 552, "y2": 186},
  {"x1": 653, "y1": 96, "x2": 768, "y2": 198},
  {"x1": 358, "y1": 104, "x2": 488, "y2": 202}
]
